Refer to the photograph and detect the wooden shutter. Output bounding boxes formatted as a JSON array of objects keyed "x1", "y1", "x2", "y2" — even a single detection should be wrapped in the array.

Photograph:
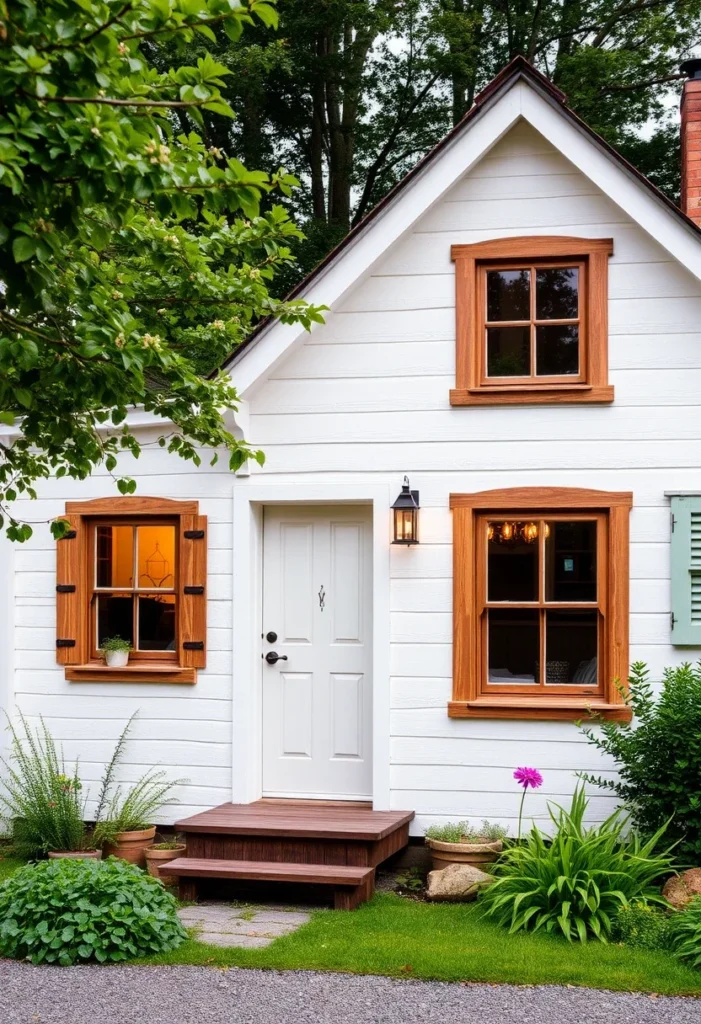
[
  {"x1": 179, "y1": 514, "x2": 207, "y2": 668},
  {"x1": 55, "y1": 515, "x2": 84, "y2": 665},
  {"x1": 670, "y1": 495, "x2": 701, "y2": 645}
]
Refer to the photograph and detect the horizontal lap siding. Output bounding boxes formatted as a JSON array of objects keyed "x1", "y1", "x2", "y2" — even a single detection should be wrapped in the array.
[
  {"x1": 246, "y1": 120, "x2": 701, "y2": 832},
  {"x1": 8, "y1": 453, "x2": 235, "y2": 824}
]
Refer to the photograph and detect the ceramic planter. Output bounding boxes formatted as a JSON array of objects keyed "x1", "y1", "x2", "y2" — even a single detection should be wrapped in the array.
[
  {"x1": 105, "y1": 649, "x2": 130, "y2": 667},
  {"x1": 48, "y1": 850, "x2": 102, "y2": 860},
  {"x1": 144, "y1": 843, "x2": 186, "y2": 883},
  {"x1": 426, "y1": 837, "x2": 502, "y2": 872},
  {"x1": 104, "y1": 825, "x2": 156, "y2": 866}
]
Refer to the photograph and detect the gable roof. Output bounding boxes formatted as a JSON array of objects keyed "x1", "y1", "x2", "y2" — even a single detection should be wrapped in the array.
[{"x1": 222, "y1": 55, "x2": 701, "y2": 394}]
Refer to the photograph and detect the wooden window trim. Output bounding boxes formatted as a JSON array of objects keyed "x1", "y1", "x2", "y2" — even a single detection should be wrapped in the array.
[
  {"x1": 449, "y1": 487, "x2": 632, "y2": 721},
  {"x1": 56, "y1": 497, "x2": 206, "y2": 684},
  {"x1": 449, "y1": 236, "x2": 614, "y2": 407}
]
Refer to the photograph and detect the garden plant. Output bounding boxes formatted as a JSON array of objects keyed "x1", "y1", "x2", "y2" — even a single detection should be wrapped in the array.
[
  {"x1": 480, "y1": 787, "x2": 675, "y2": 942},
  {"x1": 581, "y1": 661, "x2": 701, "y2": 860},
  {"x1": 0, "y1": 858, "x2": 186, "y2": 964}
]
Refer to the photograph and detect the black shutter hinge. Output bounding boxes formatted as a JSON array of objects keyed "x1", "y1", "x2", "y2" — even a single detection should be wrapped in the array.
[
  {"x1": 184, "y1": 529, "x2": 205, "y2": 540},
  {"x1": 56, "y1": 584, "x2": 76, "y2": 594},
  {"x1": 671, "y1": 612, "x2": 677, "y2": 630},
  {"x1": 183, "y1": 641, "x2": 204, "y2": 651},
  {"x1": 183, "y1": 585, "x2": 205, "y2": 595},
  {"x1": 671, "y1": 513, "x2": 676, "y2": 533},
  {"x1": 59, "y1": 530, "x2": 77, "y2": 540},
  {"x1": 56, "y1": 639, "x2": 76, "y2": 648}
]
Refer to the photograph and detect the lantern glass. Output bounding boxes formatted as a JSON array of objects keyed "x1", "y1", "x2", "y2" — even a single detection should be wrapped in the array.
[{"x1": 394, "y1": 508, "x2": 417, "y2": 544}]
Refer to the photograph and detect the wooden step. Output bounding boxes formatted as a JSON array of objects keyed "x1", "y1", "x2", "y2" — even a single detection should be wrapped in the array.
[{"x1": 160, "y1": 857, "x2": 375, "y2": 910}]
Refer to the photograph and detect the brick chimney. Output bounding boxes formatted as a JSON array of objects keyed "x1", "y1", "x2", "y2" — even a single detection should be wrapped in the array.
[{"x1": 681, "y1": 58, "x2": 701, "y2": 226}]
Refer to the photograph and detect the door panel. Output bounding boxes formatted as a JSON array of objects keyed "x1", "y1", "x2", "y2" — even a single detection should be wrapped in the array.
[{"x1": 262, "y1": 506, "x2": 373, "y2": 800}]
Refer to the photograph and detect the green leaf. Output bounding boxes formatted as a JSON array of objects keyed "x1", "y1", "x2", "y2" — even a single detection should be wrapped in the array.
[{"x1": 12, "y1": 235, "x2": 36, "y2": 263}]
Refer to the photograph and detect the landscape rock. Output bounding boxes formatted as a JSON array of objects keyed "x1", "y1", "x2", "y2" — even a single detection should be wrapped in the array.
[
  {"x1": 426, "y1": 862, "x2": 494, "y2": 902},
  {"x1": 663, "y1": 868, "x2": 701, "y2": 910}
]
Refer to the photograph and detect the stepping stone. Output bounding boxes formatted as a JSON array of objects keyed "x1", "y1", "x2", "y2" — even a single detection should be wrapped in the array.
[{"x1": 178, "y1": 901, "x2": 312, "y2": 949}]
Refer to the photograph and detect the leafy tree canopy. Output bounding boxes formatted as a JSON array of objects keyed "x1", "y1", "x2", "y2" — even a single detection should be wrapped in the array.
[{"x1": 0, "y1": 0, "x2": 324, "y2": 541}]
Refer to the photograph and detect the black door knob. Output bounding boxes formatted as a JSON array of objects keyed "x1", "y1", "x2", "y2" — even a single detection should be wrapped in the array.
[
  {"x1": 265, "y1": 651, "x2": 288, "y2": 665},
  {"x1": 265, "y1": 631, "x2": 278, "y2": 643}
]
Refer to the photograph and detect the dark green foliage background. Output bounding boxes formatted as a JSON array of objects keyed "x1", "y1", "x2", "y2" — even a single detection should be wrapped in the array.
[{"x1": 581, "y1": 662, "x2": 701, "y2": 861}]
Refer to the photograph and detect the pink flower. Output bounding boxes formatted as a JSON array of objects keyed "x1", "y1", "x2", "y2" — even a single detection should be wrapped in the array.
[{"x1": 513, "y1": 766, "x2": 543, "y2": 790}]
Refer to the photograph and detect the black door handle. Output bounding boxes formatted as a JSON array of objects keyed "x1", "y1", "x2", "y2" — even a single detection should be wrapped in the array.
[{"x1": 265, "y1": 651, "x2": 288, "y2": 665}]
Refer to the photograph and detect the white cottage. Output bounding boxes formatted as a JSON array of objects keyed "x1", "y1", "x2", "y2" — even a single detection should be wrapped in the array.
[{"x1": 3, "y1": 57, "x2": 701, "y2": 902}]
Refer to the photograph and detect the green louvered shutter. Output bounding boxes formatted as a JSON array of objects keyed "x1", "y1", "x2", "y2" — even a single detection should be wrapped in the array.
[{"x1": 671, "y1": 496, "x2": 701, "y2": 645}]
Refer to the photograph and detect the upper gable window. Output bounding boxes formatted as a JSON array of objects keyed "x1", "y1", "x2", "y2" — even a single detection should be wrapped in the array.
[{"x1": 450, "y1": 237, "x2": 614, "y2": 406}]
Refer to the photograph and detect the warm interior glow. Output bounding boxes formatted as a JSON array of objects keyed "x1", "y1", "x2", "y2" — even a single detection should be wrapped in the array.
[{"x1": 137, "y1": 525, "x2": 175, "y2": 589}]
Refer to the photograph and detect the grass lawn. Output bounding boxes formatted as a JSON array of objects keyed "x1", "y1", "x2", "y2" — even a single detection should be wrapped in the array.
[
  {"x1": 0, "y1": 855, "x2": 25, "y2": 884},
  {"x1": 139, "y1": 892, "x2": 701, "y2": 997}
]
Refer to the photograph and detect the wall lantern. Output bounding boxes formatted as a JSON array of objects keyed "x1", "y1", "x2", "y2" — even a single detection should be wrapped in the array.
[{"x1": 392, "y1": 476, "x2": 420, "y2": 545}]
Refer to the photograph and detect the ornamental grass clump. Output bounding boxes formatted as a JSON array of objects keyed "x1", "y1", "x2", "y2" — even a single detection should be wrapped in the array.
[
  {"x1": 0, "y1": 714, "x2": 94, "y2": 857},
  {"x1": 0, "y1": 858, "x2": 186, "y2": 964},
  {"x1": 480, "y1": 787, "x2": 675, "y2": 943},
  {"x1": 669, "y1": 897, "x2": 701, "y2": 968}
]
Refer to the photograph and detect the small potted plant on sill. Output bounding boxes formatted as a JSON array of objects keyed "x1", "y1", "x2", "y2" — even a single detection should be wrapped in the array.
[
  {"x1": 425, "y1": 820, "x2": 508, "y2": 871},
  {"x1": 145, "y1": 838, "x2": 187, "y2": 883},
  {"x1": 99, "y1": 636, "x2": 132, "y2": 668}
]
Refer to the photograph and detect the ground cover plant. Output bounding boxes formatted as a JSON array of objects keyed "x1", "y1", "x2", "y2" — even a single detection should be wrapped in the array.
[
  {"x1": 0, "y1": 857, "x2": 186, "y2": 965},
  {"x1": 670, "y1": 897, "x2": 701, "y2": 968},
  {"x1": 480, "y1": 787, "x2": 675, "y2": 942},
  {"x1": 581, "y1": 661, "x2": 701, "y2": 860},
  {"x1": 613, "y1": 901, "x2": 672, "y2": 951}
]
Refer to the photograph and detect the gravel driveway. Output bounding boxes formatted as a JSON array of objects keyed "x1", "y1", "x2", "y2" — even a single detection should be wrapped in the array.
[{"x1": 0, "y1": 964, "x2": 700, "y2": 1024}]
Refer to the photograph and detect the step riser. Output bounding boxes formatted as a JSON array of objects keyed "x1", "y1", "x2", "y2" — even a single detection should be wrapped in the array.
[{"x1": 185, "y1": 825, "x2": 409, "y2": 868}]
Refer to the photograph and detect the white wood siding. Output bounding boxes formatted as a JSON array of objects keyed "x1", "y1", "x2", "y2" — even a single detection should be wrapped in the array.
[
  {"x1": 244, "y1": 120, "x2": 701, "y2": 833},
  {"x1": 5, "y1": 119, "x2": 701, "y2": 833}
]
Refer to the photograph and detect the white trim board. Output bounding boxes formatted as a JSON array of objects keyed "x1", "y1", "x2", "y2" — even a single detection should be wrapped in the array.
[
  {"x1": 226, "y1": 76, "x2": 701, "y2": 399},
  {"x1": 231, "y1": 482, "x2": 392, "y2": 809}
]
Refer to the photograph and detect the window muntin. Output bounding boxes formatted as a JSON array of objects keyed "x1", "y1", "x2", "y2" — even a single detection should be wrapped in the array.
[
  {"x1": 481, "y1": 514, "x2": 603, "y2": 692},
  {"x1": 483, "y1": 262, "x2": 583, "y2": 383},
  {"x1": 91, "y1": 520, "x2": 178, "y2": 659}
]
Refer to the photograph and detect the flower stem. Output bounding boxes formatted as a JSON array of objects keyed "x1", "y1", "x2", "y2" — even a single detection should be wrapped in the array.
[{"x1": 517, "y1": 787, "x2": 527, "y2": 842}]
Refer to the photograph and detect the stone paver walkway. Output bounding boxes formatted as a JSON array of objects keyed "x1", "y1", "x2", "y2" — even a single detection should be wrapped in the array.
[{"x1": 178, "y1": 901, "x2": 312, "y2": 947}]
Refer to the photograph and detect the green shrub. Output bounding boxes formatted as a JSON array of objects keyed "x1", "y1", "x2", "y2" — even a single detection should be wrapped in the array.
[
  {"x1": 670, "y1": 897, "x2": 701, "y2": 968},
  {"x1": 580, "y1": 661, "x2": 701, "y2": 860},
  {"x1": 480, "y1": 787, "x2": 675, "y2": 943},
  {"x1": 0, "y1": 858, "x2": 186, "y2": 964},
  {"x1": 0, "y1": 714, "x2": 93, "y2": 857},
  {"x1": 425, "y1": 820, "x2": 509, "y2": 843},
  {"x1": 613, "y1": 901, "x2": 672, "y2": 951}
]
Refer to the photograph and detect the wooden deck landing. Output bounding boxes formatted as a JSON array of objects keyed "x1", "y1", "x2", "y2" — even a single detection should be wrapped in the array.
[
  {"x1": 169, "y1": 800, "x2": 415, "y2": 909},
  {"x1": 176, "y1": 801, "x2": 414, "y2": 840}
]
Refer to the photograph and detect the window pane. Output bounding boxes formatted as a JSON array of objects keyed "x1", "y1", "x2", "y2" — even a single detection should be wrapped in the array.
[
  {"x1": 488, "y1": 609, "x2": 539, "y2": 683},
  {"x1": 545, "y1": 521, "x2": 597, "y2": 601},
  {"x1": 95, "y1": 526, "x2": 134, "y2": 588},
  {"x1": 545, "y1": 609, "x2": 598, "y2": 685},
  {"x1": 137, "y1": 525, "x2": 176, "y2": 589},
  {"x1": 138, "y1": 594, "x2": 176, "y2": 651},
  {"x1": 487, "y1": 327, "x2": 530, "y2": 377},
  {"x1": 536, "y1": 267, "x2": 579, "y2": 320},
  {"x1": 487, "y1": 269, "x2": 530, "y2": 322},
  {"x1": 488, "y1": 521, "x2": 539, "y2": 601},
  {"x1": 96, "y1": 595, "x2": 134, "y2": 648},
  {"x1": 536, "y1": 325, "x2": 579, "y2": 376}
]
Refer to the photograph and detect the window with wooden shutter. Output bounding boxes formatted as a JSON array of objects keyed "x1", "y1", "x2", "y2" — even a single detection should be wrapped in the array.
[
  {"x1": 670, "y1": 495, "x2": 701, "y2": 645},
  {"x1": 55, "y1": 497, "x2": 206, "y2": 683}
]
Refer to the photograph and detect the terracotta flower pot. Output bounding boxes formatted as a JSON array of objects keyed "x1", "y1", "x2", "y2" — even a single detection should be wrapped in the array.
[
  {"x1": 144, "y1": 843, "x2": 186, "y2": 884},
  {"x1": 104, "y1": 825, "x2": 156, "y2": 867},
  {"x1": 48, "y1": 850, "x2": 102, "y2": 860},
  {"x1": 426, "y1": 837, "x2": 503, "y2": 872}
]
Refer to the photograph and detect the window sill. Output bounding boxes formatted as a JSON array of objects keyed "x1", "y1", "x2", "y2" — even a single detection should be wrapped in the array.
[
  {"x1": 448, "y1": 698, "x2": 631, "y2": 721},
  {"x1": 65, "y1": 662, "x2": 196, "y2": 684},
  {"x1": 449, "y1": 385, "x2": 614, "y2": 407}
]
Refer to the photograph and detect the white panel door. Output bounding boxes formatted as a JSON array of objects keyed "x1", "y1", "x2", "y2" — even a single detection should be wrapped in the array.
[{"x1": 262, "y1": 506, "x2": 373, "y2": 800}]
